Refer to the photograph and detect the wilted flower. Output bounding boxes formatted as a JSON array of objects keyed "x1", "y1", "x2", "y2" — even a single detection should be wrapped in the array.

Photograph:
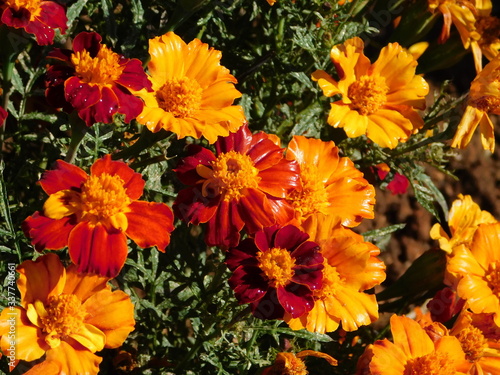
[
  {"x1": 45, "y1": 31, "x2": 152, "y2": 126},
  {"x1": 285, "y1": 135, "x2": 375, "y2": 226},
  {"x1": 134, "y1": 31, "x2": 246, "y2": 144},
  {"x1": 0, "y1": 254, "x2": 135, "y2": 374},
  {"x1": 313, "y1": 37, "x2": 429, "y2": 149},
  {"x1": 23, "y1": 155, "x2": 174, "y2": 277},
  {"x1": 285, "y1": 214, "x2": 385, "y2": 333},
  {"x1": 173, "y1": 124, "x2": 299, "y2": 248},
  {"x1": 0, "y1": 0, "x2": 67, "y2": 45},
  {"x1": 452, "y1": 54, "x2": 500, "y2": 152},
  {"x1": 427, "y1": 0, "x2": 477, "y2": 46},
  {"x1": 225, "y1": 224, "x2": 324, "y2": 320}
]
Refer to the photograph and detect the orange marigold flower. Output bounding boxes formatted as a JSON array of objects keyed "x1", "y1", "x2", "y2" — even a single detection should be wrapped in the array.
[
  {"x1": 226, "y1": 224, "x2": 324, "y2": 320},
  {"x1": 430, "y1": 194, "x2": 496, "y2": 254},
  {"x1": 173, "y1": 124, "x2": 300, "y2": 248},
  {"x1": 285, "y1": 135, "x2": 375, "y2": 227},
  {"x1": 262, "y1": 350, "x2": 337, "y2": 375},
  {"x1": 447, "y1": 222, "x2": 500, "y2": 327},
  {"x1": 0, "y1": 0, "x2": 67, "y2": 45},
  {"x1": 45, "y1": 32, "x2": 152, "y2": 127},
  {"x1": 0, "y1": 253, "x2": 135, "y2": 374},
  {"x1": 313, "y1": 37, "x2": 429, "y2": 149},
  {"x1": 134, "y1": 31, "x2": 246, "y2": 144},
  {"x1": 451, "y1": 54, "x2": 500, "y2": 152},
  {"x1": 22, "y1": 154, "x2": 174, "y2": 277},
  {"x1": 360, "y1": 314, "x2": 471, "y2": 375},
  {"x1": 285, "y1": 214, "x2": 385, "y2": 334}
]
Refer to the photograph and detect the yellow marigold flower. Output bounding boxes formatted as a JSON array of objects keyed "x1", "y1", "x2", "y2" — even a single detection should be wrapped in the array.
[
  {"x1": 262, "y1": 350, "x2": 337, "y2": 375},
  {"x1": 134, "y1": 32, "x2": 247, "y2": 144},
  {"x1": 313, "y1": 37, "x2": 429, "y2": 149},
  {"x1": 468, "y1": 0, "x2": 500, "y2": 71},
  {"x1": 451, "y1": 54, "x2": 500, "y2": 152},
  {"x1": 0, "y1": 254, "x2": 135, "y2": 374},
  {"x1": 430, "y1": 194, "x2": 496, "y2": 254},
  {"x1": 285, "y1": 214, "x2": 385, "y2": 334},
  {"x1": 447, "y1": 222, "x2": 500, "y2": 327},
  {"x1": 361, "y1": 314, "x2": 471, "y2": 375},
  {"x1": 285, "y1": 135, "x2": 375, "y2": 227}
]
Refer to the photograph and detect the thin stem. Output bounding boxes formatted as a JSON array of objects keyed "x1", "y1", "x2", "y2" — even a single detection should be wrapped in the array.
[{"x1": 65, "y1": 113, "x2": 88, "y2": 163}]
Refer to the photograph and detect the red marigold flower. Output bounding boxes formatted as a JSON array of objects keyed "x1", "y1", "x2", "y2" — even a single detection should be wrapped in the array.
[
  {"x1": 45, "y1": 31, "x2": 152, "y2": 126},
  {"x1": 225, "y1": 224, "x2": 324, "y2": 320},
  {"x1": 0, "y1": 0, "x2": 67, "y2": 45},
  {"x1": 173, "y1": 124, "x2": 300, "y2": 248},
  {"x1": 0, "y1": 105, "x2": 7, "y2": 126},
  {"x1": 22, "y1": 154, "x2": 174, "y2": 277}
]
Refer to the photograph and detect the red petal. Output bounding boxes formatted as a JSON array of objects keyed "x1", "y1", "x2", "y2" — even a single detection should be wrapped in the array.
[
  {"x1": 0, "y1": 106, "x2": 8, "y2": 126},
  {"x1": 291, "y1": 266, "x2": 324, "y2": 290},
  {"x1": 274, "y1": 225, "x2": 309, "y2": 252},
  {"x1": 90, "y1": 155, "x2": 144, "y2": 200},
  {"x1": 215, "y1": 124, "x2": 253, "y2": 155},
  {"x1": 39, "y1": 159, "x2": 88, "y2": 194},
  {"x1": 225, "y1": 238, "x2": 259, "y2": 271},
  {"x1": 22, "y1": 212, "x2": 74, "y2": 251},
  {"x1": 174, "y1": 145, "x2": 216, "y2": 185},
  {"x1": 230, "y1": 266, "x2": 268, "y2": 304},
  {"x1": 292, "y1": 240, "x2": 322, "y2": 266},
  {"x1": 64, "y1": 77, "x2": 100, "y2": 121},
  {"x1": 78, "y1": 86, "x2": 118, "y2": 125},
  {"x1": 72, "y1": 31, "x2": 101, "y2": 56},
  {"x1": 254, "y1": 225, "x2": 280, "y2": 252},
  {"x1": 38, "y1": 1, "x2": 67, "y2": 31},
  {"x1": 248, "y1": 138, "x2": 283, "y2": 170},
  {"x1": 125, "y1": 201, "x2": 174, "y2": 251},
  {"x1": 237, "y1": 188, "x2": 275, "y2": 233},
  {"x1": 251, "y1": 288, "x2": 285, "y2": 320},
  {"x1": 112, "y1": 85, "x2": 144, "y2": 123},
  {"x1": 68, "y1": 222, "x2": 128, "y2": 277},
  {"x1": 1, "y1": 7, "x2": 30, "y2": 28},
  {"x1": 115, "y1": 58, "x2": 152, "y2": 91},
  {"x1": 205, "y1": 199, "x2": 244, "y2": 247},
  {"x1": 277, "y1": 284, "x2": 314, "y2": 318},
  {"x1": 25, "y1": 18, "x2": 56, "y2": 45},
  {"x1": 258, "y1": 159, "x2": 301, "y2": 198},
  {"x1": 173, "y1": 188, "x2": 219, "y2": 224}
]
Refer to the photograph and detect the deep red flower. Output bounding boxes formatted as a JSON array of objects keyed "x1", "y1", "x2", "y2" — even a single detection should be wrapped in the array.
[
  {"x1": 225, "y1": 224, "x2": 324, "y2": 320},
  {"x1": 45, "y1": 32, "x2": 152, "y2": 126},
  {"x1": 22, "y1": 155, "x2": 174, "y2": 277},
  {"x1": 0, "y1": 106, "x2": 7, "y2": 126},
  {"x1": 0, "y1": 0, "x2": 67, "y2": 45},
  {"x1": 173, "y1": 124, "x2": 300, "y2": 248}
]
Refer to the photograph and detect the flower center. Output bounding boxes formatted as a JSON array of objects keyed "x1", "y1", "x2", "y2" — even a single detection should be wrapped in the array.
[
  {"x1": 198, "y1": 151, "x2": 260, "y2": 201},
  {"x1": 40, "y1": 294, "x2": 87, "y2": 338},
  {"x1": 273, "y1": 353, "x2": 307, "y2": 375},
  {"x1": 347, "y1": 74, "x2": 388, "y2": 116},
  {"x1": 404, "y1": 351, "x2": 456, "y2": 375},
  {"x1": 80, "y1": 173, "x2": 131, "y2": 223},
  {"x1": 470, "y1": 95, "x2": 500, "y2": 114},
  {"x1": 456, "y1": 325, "x2": 487, "y2": 363},
  {"x1": 314, "y1": 262, "x2": 341, "y2": 299},
  {"x1": 4, "y1": 0, "x2": 41, "y2": 16},
  {"x1": 71, "y1": 46, "x2": 124, "y2": 86},
  {"x1": 257, "y1": 247, "x2": 296, "y2": 288},
  {"x1": 156, "y1": 77, "x2": 203, "y2": 117},
  {"x1": 288, "y1": 164, "x2": 329, "y2": 220},
  {"x1": 485, "y1": 261, "x2": 500, "y2": 297}
]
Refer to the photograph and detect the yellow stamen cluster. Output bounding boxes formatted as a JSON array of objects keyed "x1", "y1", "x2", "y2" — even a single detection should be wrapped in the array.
[
  {"x1": 470, "y1": 95, "x2": 500, "y2": 113},
  {"x1": 40, "y1": 294, "x2": 87, "y2": 338},
  {"x1": 156, "y1": 77, "x2": 203, "y2": 118},
  {"x1": 404, "y1": 351, "x2": 456, "y2": 375},
  {"x1": 272, "y1": 353, "x2": 308, "y2": 375},
  {"x1": 257, "y1": 247, "x2": 296, "y2": 288},
  {"x1": 288, "y1": 164, "x2": 329, "y2": 219},
  {"x1": 199, "y1": 151, "x2": 260, "y2": 201},
  {"x1": 347, "y1": 75, "x2": 388, "y2": 116},
  {"x1": 72, "y1": 46, "x2": 124, "y2": 86},
  {"x1": 313, "y1": 262, "x2": 341, "y2": 299},
  {"x1": 80, "y1": 173, "x2": 130, "y2": 223},
  {"x1": 456, "y1": 325, "x2": 487, "y2": 362},
  {"x1": 5, "y1": 0, "x2": 41, "y2": 16}
]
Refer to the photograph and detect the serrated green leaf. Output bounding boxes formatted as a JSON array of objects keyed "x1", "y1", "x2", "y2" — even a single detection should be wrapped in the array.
[{"x1": 66, "y1": 0, "x2": 89, "y2": 28}]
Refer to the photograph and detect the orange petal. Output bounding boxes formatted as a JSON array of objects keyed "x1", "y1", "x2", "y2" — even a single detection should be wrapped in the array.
[
  {"x1": 125, "y1": 201, "x2": 174, "y2": 252},
  {"x1": 63, "y1": 264, "x2": 109, "y2": 302},
  {"x1": 16, "y1": 253, "x2": 66, "y2": 307},
  {"x1": 39, "y1": 160, "x2": 88, "y2": 195},
  {"x1": 389, "y1": 315, "x2": 434, "y2": 358},
  {"x1": 370, "y1": 339, "x2": 407, "y2": 375},
  {"x1": 83, "y1": 289, "x2": 135, "y2": 348},
  {"x1": 44, "y1": 340, "x2": 102, "y2": 375},
  {"x1": 68, "y1": 222, "x2": 128, "y2": 278}
]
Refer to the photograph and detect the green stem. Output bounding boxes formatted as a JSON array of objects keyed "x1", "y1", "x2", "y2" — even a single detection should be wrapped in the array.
[{"x1": 65, "y1": 113, "x2": 88, "y2": 164}]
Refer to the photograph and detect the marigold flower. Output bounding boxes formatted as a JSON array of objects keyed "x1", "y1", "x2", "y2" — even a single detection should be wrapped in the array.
[
  {"x1": 313, "y1": 37, "x2": 429, "y2": 149},
  {"x1": 173, "y1": 124, "x2": 300, "y2": 248},
  {"x1": 0, "y1": 0, "x2": 67, "y2": 45},
  {"x1": 430, "y1": 194, "x2": 496, "y2": 254},
  {"x1": 285, "y1": 214, "x2": 385, "y2": 334},
  {"x1": 133, "y1": 31, "x2": 246, "y2": 144},
  {"x1": 427, "y1": 0, "x2": 477, "y2": 46},
  {"x1": 0, "y1": 253, "x2": 135, "y2": 374},
  {"x1": 285, "y1": 135, "x2": 375, "y2": 227},
  {"x1": 447, "y1": 222, "x2": 500, "y2": 327},
  {"x1": 451, "y1": 54, "x2": 500, "y2": 152},
  {"x1": 22, "y1": 154, "x2": 174, "y2": 277},
  {"x1": 361, "y1": 314, "x2": 471, "y2": 375},
  {"x1": 262, "y1": 350, "x2": 337, "y2": 375},
  {"x1": 225, "y1": 224, "x2": 324, "y2": 320},
  {"x1": 45, "y1": 31, "x2": 152, "y2": 127}
]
